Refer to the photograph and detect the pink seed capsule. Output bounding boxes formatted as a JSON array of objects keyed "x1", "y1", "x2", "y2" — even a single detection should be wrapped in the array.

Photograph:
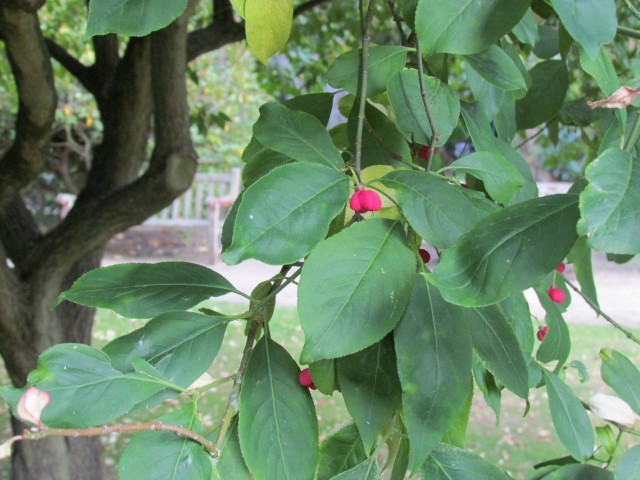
[
  {"x1": 537, "y1": 325, "x2": 549, "y2": 341},
  {"x1": 349, "y1": 189, "x2": 382, "y2": 213},
  {"x1": 556, "y1": 263, "x2": 565, "y2": 273},
  {"x1": 298, "y1": 368, "x2": 316, "y2": 390},
  {"x1": 547, "y1": 287, "x2": 565, "y2": 303}
]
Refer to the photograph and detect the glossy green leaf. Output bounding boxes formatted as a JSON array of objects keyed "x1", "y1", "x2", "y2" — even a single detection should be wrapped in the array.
[
  {"x1": 216, "y1": 416, "x2": 250, "y2": 480},
  {"x1": 466, "y1": 66, "x2": 510, "y2": 119},
  {"x1": 466, "y1": 306, "x2": 528, "y2": 399},
  {"x1": 600, "y1": 348, "x2": 640, "y2": 415},
  {"x1": 332, "y1": 458, "x2": 381, "y2": 480},
  {"x1": 578, "y1": 148, "x2": 640, "y2": 254},
  {"x1": 544, "y1": 464, "x2": 614, "y2": 479},
  {"x1": 239, "y1": 337, "x2": 318, "y2": 480},
  {"x1": 56, "y1": 262, "x2": 236, "y2": 319},
  {"x1": 567, "y1": 236, "x2": 599, "y2": 308},
  {"x1": 441, "y1": 383, "x2": 473, "y2": 447},
  {"x1": 535, "y1": 290, "x2": 571, "y2": 369},
  {"x1": 347, "y1": 102, "x2": 411, "y2": 168},
  {"x1": 326, "y1": 46, "x2": 412, "y2": 97},
  {"x1": 223, "y1": 162, "x2": 349, "y2": 265},
  {"x1": 549, "y1": 0, "x2": 616, "y2": 59},
  {"x1": 338, "y1": 336, "x2": 402, "y2": 452},
  {"x1": 415, "y1": 0, "x2": 529, "y2": 56},
  {"x1": 284, "y1": 92, "x2": 335, "y2": 126},
  {"x1": 465, "y1": 45, "x2": 527, "y2": 91},
  {"x1": 394, "y1": 275, "x2": 473, "y2": 471},
  {"x1": 516, "y1": 60, "x2": 569, "y2": 129},
  {"x1": 221, "y1": 191, "x2": 242, "y2": 252},
  {"x1": 446, "y1": 152, "x2": 524, "y2": 204},
  {"x1": 245, "y1": 0, "x2": 293, "y2": 64},
  {"x1": 4, "y1": 344, "x2": 166, "y2": 428},
  {"x1": 118, "y1": 405, "x2": 211, "y2": 480},
  {"x1": 299, "y1": 219, "x2": 415, "y2": 363},
  {"x1": 103, "y1": 312, "x2": 227, "y2": 388},
  {"x1": 85, "y1": 0, "x2": 188, "y2": 38},
  {"x1": 309, "y1": 359, "x2": 338, "y2": 395},
  {"x1": 461, "y1": 102, "x2": 538, "y2": 203},
  {"x1": 512, "y1": 8, "x2": 540, "y2": 46},
  {"x1": 616, "y1": 444, "x2": 640, "y2": 480},
  {"x1": 242, "y1": 149, "x2": 292, "y2": 188},
  {"x1": 498, "y1": 293, "x2": 534, "y2": 359},
  {"x1": 472, "y1": 355, "x2": 502, "y2": 423},
  {"x1": 252, "y1": 102, "x2": 343, "y2": 169},
  {"x1": 533, "y1": 24, "x2": 560, "y2": 59},
  {"x1": 387, "y1": 69, "x2": 460, "y2": 147},
  {"x1": 421, "y1": 443, "x2": 509, "y2": 479},
  {"x1": 429, "y1": 194, "x2": 580, "y2": 306},
  {"x1": 390, "y1": 437, "x2": 410, "y2": 480},
  {"x1": 316, "y1": 424, "x2": 367, "y2": 480},
  {"x1": 544, "y1": 370, "x2": 595, "y2": 461},
  {"x1": 381, "y1": 170, "x2": 498, "y2": 249}
]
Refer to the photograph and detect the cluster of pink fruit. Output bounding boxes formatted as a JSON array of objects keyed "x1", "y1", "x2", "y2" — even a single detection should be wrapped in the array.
[{"x1": 538, "y1": 263, "x2": 567, "y2": 342}]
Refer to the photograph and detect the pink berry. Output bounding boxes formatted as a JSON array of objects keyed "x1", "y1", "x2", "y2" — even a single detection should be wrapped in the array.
[
  {"x1": 556, "y1": 263, "x2": 565, "y2": 273},
  {"x1": 537, "y1": 325, "x2": 549, "y2": 341},
  {"x1": 418, "y1": 248, "x2": 431, "y2": 264},
  {"x1": 547, "y1": 287, "x2": 565, "y2": 303},
  {"x1": 418, "y1": 146, "x2": 439, "y2": 159},
  {"x1": 349, "y1": 189, "x2": 382, "y2": 214},
  {"x1": 298, "y1": 368, "x2": 316, "y2": 390}
]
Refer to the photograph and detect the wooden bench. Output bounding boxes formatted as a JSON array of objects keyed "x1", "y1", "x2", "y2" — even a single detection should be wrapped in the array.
[{"x1": 144, "y1": 169, "x2": 241, "y2": 264}]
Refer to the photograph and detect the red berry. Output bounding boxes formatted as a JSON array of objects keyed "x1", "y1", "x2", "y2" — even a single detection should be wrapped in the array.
[
  {"x1": 349, "y1": 189, "x2": 382, "y2": 213},
  {"x1": 547, "y1": 287, "x2": 565, "y2": 303},
  {"x1": 537, "y1": 325, "x2": 549, "y2": 341},
  {"x1": 418, "y1": 248, "x2": 431, "y2": 264},
  {"x1": 556, "y1": 263, "x2": 565, "y2": 273},
  {"x1": 460, "y1": 183, "x2": 470, "y2": 189},
  {"x1": 418, "y1": 146, "x2": 439, "y2": 159},
  {"x1": 298, "y1": 368, "x2": 316, "y2": 390}
]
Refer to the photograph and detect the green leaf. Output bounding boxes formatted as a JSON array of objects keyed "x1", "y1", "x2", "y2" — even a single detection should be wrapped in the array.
[
  {"x1": 216, "y1": 416, "x2": 251, "y2": 480},
  {"x1": 102, "y1": 312, "x2": 227, "y2": 388},
  {"x1": 465, "y1": 45, "x2": 527, "y2": 91},
  {"x1": 239, "y1": 337, "x2": 318, "y2": 479},
  {"x1": 284, "y1": 92, "x2": 335, "y2": 126},
  {"x1": 544, "y1": 464, "x2": 614, "y2": 479},
  {"x1": 567, "y1": 236, "x2": 599, "y2": 308},
  {"x1": 421, "y1": 443, "x2": 509, "y2": 479},
  {"x1": 616, "y1": 444, "x2": 640, "y2": 480},
  {"x1": 316, "y1": 424, "x2": 367, "y2": 480},
  {"x1": 387, "y1": 69, "x2": 460, "y2": 147},
  {"x1": 85, "y1": 0, "x2": 188, "y2": 38},
  {"x1": 445, "y1": 152, "x2": 524, "y2": 204},
  {"x1": 229, "y1": 0, "x2": 246, "y2": 17},
  {"x1": 223, "y1": 162, "x2": 349, "y2": 265},
  {"x1": 600, "y1": 348, "x2": 640, "y2": 415},
  {"x1": 332, "y1": 458, "x2": 381, "y2": 480},
  {"x1": 466, "y1": 306, "x2": 529, "y2": 399},
  {"x1": 299, "y1": 219, "x2": 415, "y2": 363},
  {"x1": 415, "y1": 0, "x2": 529, "y2": 56},
  {"x1": 253, "y1": 102, "x2": 344, "y2": 170},
  {"x1": 441, "y1": 383, "x2": 473, "y2": 447},
  {"x1": 245, "y1": 0, "x2": 293, "y2": 64},
  {"x1": 394, "y1": 276, "x2": 473, "y2": 471},
  {"x1": 10, "y1": 344, "x2": 165, "y2": 428},
  {"x1": 548, "y1": 0, "x2": 616, "y2": 59},
  {"x1": 56, "y1": 262, "x2": 236, "y2": 319},
  {"x1": 497, "y1": 293, "x2": 534, "y2": 359},
  {"x1": 347, "y1": 102, "x2": 411, "y2": 168},
  {"x1": 309, "y1": 359, "x2": 338, "y2": 395},
  {"x1": 118, "y1": 405, "x2": 211, "y2": 480},
  {"x1": 221, "y1": 191, "x2": 242, "y2": 252},
  {"x1": 429, "y1": 194, "x2": 580, "y2": 306},
  {"x1": 512, "y1": 8, "x2": 540, "y2": 46},
  {"x1": 543, "y1": 370, "x2": 595, "y2": 461},
  {"x1": 516, "y1": 60, "x2": 569, "y2": 129},
  {"x1": 242, "y1": 149, "x2": 292, "y2": 188},
  {"x1": 326, "y1": 46, "x2": 413, "y2": 97},
  {"x1": 390, "y1": 437, "x2": 410, "y2": 480},
  {"x1": 472, "y1": 355, "x2": 502, "y2": 423},
  {"x1": 381, "y1": 170, "x2": 498, "y2": 250},
  {"x1": 338, "y1": 336, "x2": 401, "y2": 453},
  {"x1": 578, "y1": 148, "x2": 640, "y2": 255},
  {"x1": 533, "y1": 24, "x2": 560, "y2": 59},
  {"x1": 535, "y1": 290, "x2": 571, "y2": 369}
]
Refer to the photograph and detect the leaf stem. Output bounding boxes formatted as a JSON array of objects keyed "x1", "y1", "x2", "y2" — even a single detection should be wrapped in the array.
[
  {"x1": 354, "y1": 0, "x2": 378, "y2": 174},
  {"x1": 385, "y1": 0, "x2": 407, "y2": 45},
  {"x1": 414, "y1": 39, "x2": 439, "y2": 171},
  {"x1": 563, "y1": 277, "x2": 640, "y2": 346},
  {"x1": 617, "y1": 25, "x2": 640, "y2": 40},
  {"x1": 623, "y1": 112, "x2": 640, "y2": 151},
  {"x1": 516, "y1": 123, "x2": 549, "y2": 149},
  {"x1": 624, "y1": 0, "x2": 640, "y2": 20}
]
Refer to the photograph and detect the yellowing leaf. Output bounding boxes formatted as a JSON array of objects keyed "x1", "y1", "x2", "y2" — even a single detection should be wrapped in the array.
[{"x1": 245, "y1": 0, "x2": 293, "y2": 64}]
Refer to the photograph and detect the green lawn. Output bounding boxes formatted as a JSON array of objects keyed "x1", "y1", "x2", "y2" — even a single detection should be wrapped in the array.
[{"x1": 1, "y1": 303, "x2": 638, "y2": 479}]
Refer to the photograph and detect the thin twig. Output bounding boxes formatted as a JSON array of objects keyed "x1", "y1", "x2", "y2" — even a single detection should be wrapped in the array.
[
  {"x1": 385, "y1": 0, "x2": 407, "y2": 45},
  {"x1": 624, "y1": 0, "x2": 640, "y2": 20},
  {"x1": 414, "y1": 39, "x2": 439, "y2": 171},
  {"x1": 516, "y1": 123, "x2": 549, "y2": 149},
  {"x1": 564, "y1": 277, "x2": 640, "y2": 346},
  {"x1": 617, "y1": 25, "x2": 640, "y2": 40},
  {"x1": 354, "y1": 0, "x2": 378, "y2": 174},
  {"x1": 623, "y1": 112, "x2": 640, "y2": 151}
]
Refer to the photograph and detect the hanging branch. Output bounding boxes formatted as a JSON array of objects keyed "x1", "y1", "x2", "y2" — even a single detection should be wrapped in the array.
[
  {"x1": 564, "y1": 277, "x2": 640, "y2": 347},
  {"x1": 385, "y1": 0, "x2": 407, "y2": 45},
  {"x1": 414, "y1": 39, "x2": 439, "y2": 171},
  {"x1": 354, "y1": 0, "x2": 378, "y2": 174}
]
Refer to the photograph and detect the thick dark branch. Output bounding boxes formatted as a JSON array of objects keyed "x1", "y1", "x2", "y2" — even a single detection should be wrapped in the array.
[
  {"x1": 45, "y1": 38, "x2": 94, "y2": 92},
  {"x1": 294, "y1": 0, "x2": 332, "y2": 16},
  {"x1": 0, "y1": 5, "x2": 57, "y2": 211},
  {"x1": 0, "y1": 197, "x2": 40, "y2": 268},
  {"x1": 1, "y1": 0, "x2": 44, "y2": 12},
  {"x1": 90, "y1": 34, "x2": 120, "y2": 98}
]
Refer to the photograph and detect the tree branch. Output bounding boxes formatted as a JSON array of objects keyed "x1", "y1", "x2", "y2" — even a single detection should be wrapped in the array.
[
  {"x1": 1, "y1": 0, "x2": 44, "y2": 12},
  {"x1": 0, "y1": 197, "x2": 40, "y2": 268},
  {"x1": 0, "y1": 5, "x2": 57, "y2": 211},
  {"x1": 44, "y1": 38, "x2": 94, "y2": 93}
]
